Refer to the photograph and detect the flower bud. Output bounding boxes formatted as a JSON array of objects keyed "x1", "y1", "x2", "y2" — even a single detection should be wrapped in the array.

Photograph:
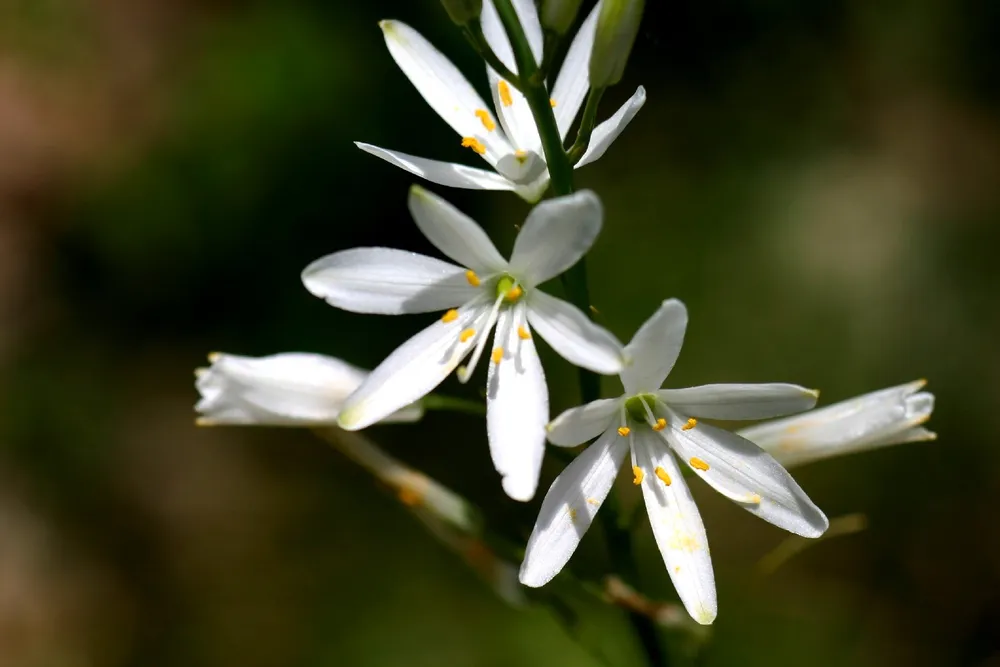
[
  {"x1": 541, "y1": 0, "x2": 583, "y2": 35},
  {"x1": 440, "y1": 0, "x2": 482, "y2": 26},
  {"x1": 589, "y1": 0, "x2": 645, "y2": 88}
]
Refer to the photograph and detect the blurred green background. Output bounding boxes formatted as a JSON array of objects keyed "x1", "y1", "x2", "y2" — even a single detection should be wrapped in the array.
[{"x1": 1, "y1": 0, "x2": 998, "y2": 665}]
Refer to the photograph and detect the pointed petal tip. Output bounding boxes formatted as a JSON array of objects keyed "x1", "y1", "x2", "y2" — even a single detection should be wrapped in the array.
[
  {"x1": 692, "y1": 605, "x2": 717, "y2": 625},
  {"x1": 378, "y1": 19, "x2": 392, "y2": 31},
  {"x1": 195, "y1": 417, "x2": 214, "y2": 427},
  {"x1": 517, "y1": 565, "x2": 549, "y2": 589},
  {"x1": 207, "y1": 351, "x2": 222, "y2": 363},
  {"x1": 502, "y1": 474, "x2": 537, "y2": 502}
]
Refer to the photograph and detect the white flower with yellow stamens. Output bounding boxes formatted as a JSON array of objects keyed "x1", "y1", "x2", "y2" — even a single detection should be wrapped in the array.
[
  {"x1": 357, "y1": 0, "x2": 646, "y2": 202},
  {"x1": 194, "y1": 352, "x2": 424, "y2": 426},
  {"x1": 739, "y1": 380, "x2": 936, "y2": 468},
  {"x1": 519, "y1": 298, "x2": 828, "y2": 624},
  {"x1": 301, "y1": 186, "x2": 623, "y2": 501}
]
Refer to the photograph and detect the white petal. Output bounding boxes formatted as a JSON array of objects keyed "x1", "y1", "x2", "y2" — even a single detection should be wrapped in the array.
[
  {"x1": 739, "y1": 380, "x2": 936, "y2": 468},
  {"x1": 662, "y1": 407, "x2": 829, "y2": 538},
  {"x1": 575, "y1": 86, "x2": 647, "y2": 168},
  {"x1": 509, "y1": 190, "x2": 603, "y2": 286},
  {"x1": 527, "y1": 290, "x2": 624, "y2": 374},
  {"x1": 512, "y1": 172, "x2": 552, "y2": 203},
  {"x1": 301, "y1": 248, "x2": 477, "y2": 315},
  {"x1": 356, "y1": 143, "x2": 516, "y2": 191},
  {"x1": 486, "y1": 304, "x2": 549, "y2": 501},
  {"x1": 546, "y1": 398, "x2": 621, "y2": 447},
  {"x1": 519, "y1": 425, "x2": 628, "y2": 587},
  {"x1": 480, "y1": 0, "x2": 543, "y2": 72},
  {"x1": 379, "y1": 21, "x2": 510, "y2": 162},
  {"x1": 551, "y1": 2, "x2": 601, "y2": 139},
  {"x1": 196, "y1": 352, "x2": 368, "y2": 425},
  {"x1": 338, "y1": 302, "x2": 490, "y2": 429},
  {"x1": 659, "y1": 383, "x2": 819, "y2": 420},
  {"x1": 620, "y1": 299, "x2": 688, "y2": 395},
  {"x1": 407, "y1": 185, "x2": 509, "y2": 274},
  {"x1": 487, "y1": 68, "x2": 542, "y2": 153},
  {"x1": 632, "y1": 429, "x2": 717, "y2": 625}
]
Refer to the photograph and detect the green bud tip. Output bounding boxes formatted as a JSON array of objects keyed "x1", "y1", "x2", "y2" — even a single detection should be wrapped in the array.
[
  {"x1": 589, "y1": 0, "x2": 646, "y2": 88},
  {"x1": 440, "y1": 0, "x2": 482, "y2": 26},
  {"x1": 541, "y1": 0, "x2": 584, "y2": 35}
]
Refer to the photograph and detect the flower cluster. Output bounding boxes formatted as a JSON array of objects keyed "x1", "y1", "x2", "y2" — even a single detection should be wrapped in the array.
[{"x1": 194, "y1": 0, "x2": 935, "y2": 629}]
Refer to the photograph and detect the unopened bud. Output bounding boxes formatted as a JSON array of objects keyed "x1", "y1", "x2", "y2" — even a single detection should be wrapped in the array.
[
  {"x1": 541, "y1": 0, "x2": 583, "y2": 35},
  {"x1": 440, "y1": 0, "x2": 482, "y2": 26},
  {"x1": 589, "y1": 0, "x2": 645, "y2": 87}
]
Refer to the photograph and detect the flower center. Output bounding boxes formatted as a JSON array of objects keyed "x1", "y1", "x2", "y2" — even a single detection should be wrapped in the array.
[
  {"x1": 495, "y1": 275, "x2": 524, "y2": 303},
  {"x1": 624, "y1": 394, "x2": 658, "y2": 423}
]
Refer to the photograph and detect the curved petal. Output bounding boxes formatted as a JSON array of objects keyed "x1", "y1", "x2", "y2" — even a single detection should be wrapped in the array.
[
  {"x1": 662, "y1": 407, "x2": 829, "y2": 538},
  {"x1": 338, "y1": 302, "x2": 491, "y2": 429},
  {"x1": 302, "y1": 248, "x2": 477, "y2": 314},
  {"x1": 379, "y1": 21, "x2": 510, "y2": 162},
  {"x1": 356, "y1": 143, "x2": 515, "y2": 192},
  {"x1": 509, "y1": 190, "x2": 603, "y2": 286},
  {"x1": 551, "y1": 1, "x2": 601, "y2": 139},
  {"x1": 519, "y1": 425, "x2": 628, "y2": 587},
  {"x1": 575, "y1": 86, "x2": 646, "y2": 169},
  {"x1": 633, "y1": 429, "x2": 717, "y2": 625},
  {"x1": 486, "y1": 304, "x2": 549, "y2": 501},
  {"x1": 659, "y1": 383, "x2": 819, "y2": 421},
  {"x1": 408, "y1": 186, "x2": 508, "y2": 273},
  {"x1": 546, "y1": 398, "x2": 621, "y2": 447},
  {"x1": 620, "y1": 299, "x2": 688, "y2": 395},
  {"x1": 527, "y1": 291, "x2": 624, "y2": 374},
  {"x1": 512, "y1": 172, "x2": 551, "y2": 203}
]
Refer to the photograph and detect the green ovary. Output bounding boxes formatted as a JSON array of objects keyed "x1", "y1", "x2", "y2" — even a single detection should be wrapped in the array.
[
  {"x1": 624, "y1": 394, "x2": 658, "y2": 423},
  {"x1": 495, "y1": 275, "x2": 524, "y2": 303}
]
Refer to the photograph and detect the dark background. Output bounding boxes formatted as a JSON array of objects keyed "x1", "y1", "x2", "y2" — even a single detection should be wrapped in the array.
[{"x1": 1, "y1": 0, "x2": 998, "y2": 665}]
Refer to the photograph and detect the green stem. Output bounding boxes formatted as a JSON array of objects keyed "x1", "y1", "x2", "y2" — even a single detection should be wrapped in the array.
[
  {"x1": 461, "y1": 22, "x2": 519, "y2": 85},
  {"x1": 421, "y1": 394, "x2": 486, "y2": 416},
  {"x1": 567, "y1": 87, "x2": 606, "y2": 165}
]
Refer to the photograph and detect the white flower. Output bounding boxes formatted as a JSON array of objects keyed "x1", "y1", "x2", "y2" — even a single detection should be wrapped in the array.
[
  {"x1": 519, "y1": 299, "x2": 828, "y2": 625},
  {"x1": 358, "y1": 0, "x2": 646, "y2": 202},
  {"x1": 738, "y1": 380, "x2": 935, "y2": 468},
  {"x1": 301, "y1": 186, "x2": 623, "y2": 501},
  {"x1": 194, "y1": 352, "x2": 423, "y2": 426}
]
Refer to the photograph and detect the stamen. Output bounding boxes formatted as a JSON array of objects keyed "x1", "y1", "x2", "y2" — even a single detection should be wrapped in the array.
[
  {"x1": 441, "y1": 309, "x2": 459, "y2": 323},
  {"x1": 397, "y1": 486, "x2": 423, "y2": 507},
  {"x1": 517, "y1": 325, "x2": 531, "y2": 340},
  {"x1": 549, "y1": 98, "x2": 557, "y2": 107},
  {"x1": 632, "y1": 466, "x2": 644, "y2": 485},
  {"x1": 653, "y1": 418, "x2": 667, "y2": 431},
  {"x1": 682, "y1": 418, "x2": 698, "y2": 431},
  {"x1": 617, "y1": 426, "x2": 631, "y2": 437},
  {"x1": 514, "y1": 149, "x2": 527, "y2": 158},
  {"x1": 465, "y1": 270, "x2": 481, "y2": 286},
  {"x1": 586, "y1": 497, "x2": 599, "y2": 505},
  {"x1": 690, "y1": 457, "x2": 710, "y2": 471},
  {"x1": 506, "y1": 285, "x2": 523, "y2": 301},
  {"x1": 491, "y1": 347, "x2": 504, "y2": 364},
  {"x1": 461, "y1": 137, "x2": 486, "y2": 155},
  {"x1": 474, "y1": 109, "x2": 496, "y2": 131},
  {"x1": 568, "y1": 507, "x2": 578, "y2": 521},
  {"x1": 498, "y1": 80, "x2": 513, "y2": 107},
  {"x1": 459, "y1": 328, "x2": 476, "y2": 343},
  {"x1": 654, "y1": 466, "x2": 672, "y2": 486},
  {"x1": 458, "y1": 293, "x2": 505, "y2": 383}
]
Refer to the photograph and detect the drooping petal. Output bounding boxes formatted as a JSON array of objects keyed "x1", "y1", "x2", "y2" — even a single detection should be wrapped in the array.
[
  {"x1": 338, "y1": 301, "x2": 491, "y2": 430},
  {"x1": 659, "y1": 383, "x2": 819, "y2": 420},
  {"x1": 355, "y1": 143, "x2": 516, "y2": 192},
  {"x1": 632, "y1": 429, "x2": 717, "y2": 625},
  {"x1": 739, "y1": 380, "x2": 936, "y2": 468},
  {"x1": 546, "y1": 398, "x2": 621, "y2": 447},
  {"x1": 486, "y1": 304, "x2": 549, "y2": 501},
  {"x1": 509, "y1": 190, "x2": 602, "y2": 286},
  {"x1": 551, "y1": 1, "x2": 601, "y2": 139},
  {"x1": 527, "y1": 290, "x2": 624, "y2": 374},
  {"x1": 620, "y1": 298, "x2": 688, "y2": 395},
  {"x1": 407, "y1": 185, "x2": 509, "y2": 274},
  {"x1": 302, "y1": 248, "x2": 477, "y2": 314},
  {"x1": 661, "y1": 407, "x2": 829, "y2": 538},
  {"x1": 575, "y1": 86, "x2": 647, "y2": 168},
  {"x1": 519, "y1": 425, "x2": 628, "y2": 587},
  {"x1": 379, "y1": 20, "x2": 511, "y2": 162}
]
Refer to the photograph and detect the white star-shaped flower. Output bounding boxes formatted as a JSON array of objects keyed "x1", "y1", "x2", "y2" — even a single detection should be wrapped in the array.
[
  {"x1": 519, "y1": 299, "x2": 829, "y2": 624},
  {"x1": 301, "y1": 186, "x2": 623, "y2": 501},
  {"x1": 358, "y1": 0, "x2": 646, "y2": 202}
]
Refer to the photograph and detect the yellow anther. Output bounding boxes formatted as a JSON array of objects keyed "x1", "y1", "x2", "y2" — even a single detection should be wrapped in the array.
[
  {"x1": 514, "y1": 149, "x2": 528, "y2": 158},
  {"x1": 549, "y1": 98, "x2": 557, "y2": 107},
  {"x1": 517, "y1": 325, "x2": 531, "y2": 340},
  {"x1": 461, "y1": 136, "x2": 486, "y2": 155},
  {"x1": 586, "y1": 497, "x2": 599, "y2": 505},
  {"x1": 568, "y1": 507, "x2": 578, "y2": 521},
  {"x1": 491, "y1": 347, "x2": 504, "y2": 364},
  {"x1": 505, "y1": 285, "x2": 523, "y2": 301},
  {"x1": 465, "y1": 269, "x2": 480, "y2": 286},
  {"x1": 632, "y1": 466, "x2": 644, "y2": 485},
  {"x1": 654, "y1": 466, "x2": 672, "y2": 486},
  {"x1": 441, "y1": 309, "x2": 459, "y2": 323},
  {"x1": 397, "y1": 486, "x2": 423, "y2": 507},
  {"x1": 690, "y1": 457, "x2": 710, "y2": 471},
  {"x1": 682, "y1": 418, "x2": 698, "y2": 431},
  {"x1": 652, "y1": 418, "x2": 667, "y2": 431},
  {"x1": 617, "y1": 426, "x2": 631, "y2": 437},
  {"x1": 474, "y1": 108, "x2": 496, "y2": 131},
  {"x1": 498, "y1": 80, "x2": 513, "y2": 107},
  {"x1": 459, "y1": 328, "x2": 476, "y2": 343}
]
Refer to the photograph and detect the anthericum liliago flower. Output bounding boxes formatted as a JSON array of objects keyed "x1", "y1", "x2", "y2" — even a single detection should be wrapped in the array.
[
  {"x1": 301, "y1": 186, "x2": 623, "y2": 501},
  {"x1": 357, "y1": 0, "x2": 646, "y2": 202},
  {"x1": 519, "y1": 299, "x2": 829, "y2": 624}
]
